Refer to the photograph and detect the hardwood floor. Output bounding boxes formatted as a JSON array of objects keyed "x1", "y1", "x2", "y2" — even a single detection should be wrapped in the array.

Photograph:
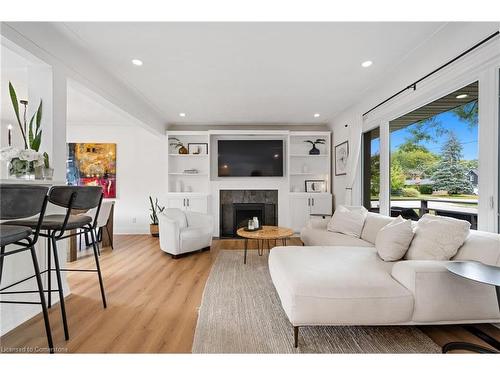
[{"x1": 1, "y1": 235, "x2": 498, "y2": 353}]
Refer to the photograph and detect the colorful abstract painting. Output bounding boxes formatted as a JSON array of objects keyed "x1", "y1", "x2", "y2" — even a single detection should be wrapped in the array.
[{"x1": 67, "y1": 143, "x2": 117, "y2": 198}]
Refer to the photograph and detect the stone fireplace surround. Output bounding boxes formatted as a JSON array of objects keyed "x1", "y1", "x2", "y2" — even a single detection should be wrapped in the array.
[{"x1": 219, "y1": 190, "x2": 278, "y2": 237}]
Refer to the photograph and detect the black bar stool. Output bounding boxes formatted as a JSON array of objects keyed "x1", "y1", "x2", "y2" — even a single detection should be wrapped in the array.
[
  {"x1": 4, "y1": 185, "x2": 106, "y2": 341},
  {"x1": 0, "y1": 184, "x2": 53, "y2": 353}
]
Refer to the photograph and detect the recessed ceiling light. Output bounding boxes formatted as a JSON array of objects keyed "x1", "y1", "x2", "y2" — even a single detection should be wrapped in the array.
[
  {"x1": 361, "y1": 60, "x2": 373, "y2": 68},
  {"x1": 131, "y1": 59, "x2": 143, "y2": 66},
  {"x1": 456, "y1": 94, "x2": 468, "y2": 99},
  {"x1": 314, "y1": 113, "x2": 320, "y2": 118},
  {"x1": 179, "y1": 113, "x2": 186, "y2": 117}
]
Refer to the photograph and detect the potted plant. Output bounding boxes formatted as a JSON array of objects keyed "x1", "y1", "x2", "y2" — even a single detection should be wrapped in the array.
[
  {"x1": 1, "y1": 82, "x2": 52, "y2": 179},
  {"x1": 149, "y1": 196, "x2": 165, "y2": 237},
  {"x1": 304, "y1": 138, "x2": 326, "y2": 155},
  {"x1": 169, "y1": 137, "x2": 188, "y2": 154}
]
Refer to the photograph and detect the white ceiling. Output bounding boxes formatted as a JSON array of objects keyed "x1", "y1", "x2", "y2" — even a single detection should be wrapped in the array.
[{"x1": 53, "y1": 22, "x2": 449, "y2": 125}]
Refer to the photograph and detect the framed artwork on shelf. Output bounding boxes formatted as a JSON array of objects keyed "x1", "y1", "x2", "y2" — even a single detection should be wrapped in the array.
[
  {"x1": 66, "y1": 143, "x2": 117, "y2": 198},
  {"x1": 188, "y1": 143, "x2": 208, "y2": 155},
  {"x1": 334, "y1": 140, "x2": 349, "y2": 176},
  {"x1": 305, "y1": 179, "x2": 326, "y2": 193}
]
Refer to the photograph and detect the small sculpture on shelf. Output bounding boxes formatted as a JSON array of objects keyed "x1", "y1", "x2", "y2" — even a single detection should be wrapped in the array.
[
  {"x1": 169, "y1": 137, "x2": 188, "y2": 154},
  {"x1": 304, "y1": 138, "x2": 326, "y2": 155}
]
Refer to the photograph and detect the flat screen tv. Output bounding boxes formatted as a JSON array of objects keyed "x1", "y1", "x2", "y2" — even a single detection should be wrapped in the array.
[{"x1": 218, "y1": 140, "x2": 284, "y2": 177}]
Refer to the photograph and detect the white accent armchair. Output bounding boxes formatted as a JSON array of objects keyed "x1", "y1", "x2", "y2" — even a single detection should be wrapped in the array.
[{"x1": 158, "y1": 208, "x2": 213, "y2": 258}]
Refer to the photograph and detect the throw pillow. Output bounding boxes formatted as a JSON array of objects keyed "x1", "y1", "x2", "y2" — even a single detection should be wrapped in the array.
[
  {"x1": 405, "y1": 214, "x2": 470, "y2": 260},
  {"x1": 327, "y1": 205, "x2": 368, "y2": 238},
  {"x1": 375, "y1": 216, "x2": 414, "y2": 261}
]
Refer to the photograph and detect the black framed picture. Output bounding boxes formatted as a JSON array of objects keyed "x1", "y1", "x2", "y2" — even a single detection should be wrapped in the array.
[
  {"x1": 305, "y1": 179, "x2": 326, "y2": 193},
  {"x1": 187, "y1": 143, "x2": 208, "y2": 155},
  {"x1": 335, "y1": 141, "x2": 349, "y2": 176}
]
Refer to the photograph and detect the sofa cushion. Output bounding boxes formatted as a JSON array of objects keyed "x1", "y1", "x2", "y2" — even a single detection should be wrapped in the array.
[
  {"x1": 405, "y1": 214, "x2": 470, "y2": 261},
  {"x1": 375, "y1": 216, "x2": 414, "y2": 261},
  {"x1": 300, "y1": 227, "x2": 373, "y2": 247},
  {"x1": 269, "y1": 246, "x2": 414, "y2": 325},
  {"x1": 327, "y1": 205, "x2": 368, "y2": 238},
  {"x1": 360, "y1": 213, "x2": 395, "y2": 244},
  {"x1": 453, "y1": 230, "x2": 500, "y2": 266}
]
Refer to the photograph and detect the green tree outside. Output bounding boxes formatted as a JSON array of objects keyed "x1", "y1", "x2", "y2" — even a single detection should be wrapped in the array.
[{"x1": 431, "y1": 132, "x2": 473, "y2": 194}]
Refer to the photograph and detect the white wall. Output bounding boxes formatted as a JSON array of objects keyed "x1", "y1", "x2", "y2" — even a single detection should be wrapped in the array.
[
  {"x1": 67, "y1": 124, "x2": 166, "y2": 234},
  {"x1": 329, "y1": 22, "x2": 500, "y2": 208}
]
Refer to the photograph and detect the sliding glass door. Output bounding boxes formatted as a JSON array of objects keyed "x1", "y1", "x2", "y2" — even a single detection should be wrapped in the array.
[{"x1": 387, "y1": 82, "x2": 479, "y2": 228}]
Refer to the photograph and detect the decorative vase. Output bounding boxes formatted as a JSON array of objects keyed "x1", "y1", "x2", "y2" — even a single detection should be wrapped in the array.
[
  {"x1": 150, "y1": 224, "x2": 159, "y2": 237},
  {"x1": 253, "y1": 216, "x2": 259, "y2": 229},
  {"x1": 0, "y1": 161, "x2": 9, "y2": 179},
  {"x1": 35, "y1": 166, "x2": 54, "y2": 180},
  {"x1": 176, "y1": 180, "x2": 184, "y2": 192},
  {"x1": 9, "y1": 159, "x2": 35, "y2": 179},
  {"x1": 178, "y1": 146, "x2": 188, "y2": 154},
  {"x1": 309, "y1": 144, "x2": 320, "y2": 155}
]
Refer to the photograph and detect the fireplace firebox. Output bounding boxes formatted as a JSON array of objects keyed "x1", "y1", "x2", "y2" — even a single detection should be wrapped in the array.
[{"x1": 219, "y1": 190, "x2": 278, "y2": 237}]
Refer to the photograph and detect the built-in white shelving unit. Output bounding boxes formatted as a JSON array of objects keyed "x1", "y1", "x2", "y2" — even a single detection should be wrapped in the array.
[
  {"x1": 168, "y1": 154, "x2": 208, "y2": 157},
  {"x1": 288, "y1": 131, "x2": 331, "y2": 193},
  {"x1": 289, "y1": 154, "x2": 329, "y2": 157},
  {"x1": 167, "y1": 131, "x2": 210, "y2": 194},
  {"x1": 165, "y1": 129, "x2": 332, "y2": 229}
]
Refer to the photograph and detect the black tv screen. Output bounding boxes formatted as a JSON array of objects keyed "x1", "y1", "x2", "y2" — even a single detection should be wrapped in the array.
[{"x1": 218, "y1": 140, "x2": 284, "y2": 177}]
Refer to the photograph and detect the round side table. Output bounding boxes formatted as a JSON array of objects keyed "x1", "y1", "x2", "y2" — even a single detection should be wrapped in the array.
[{"x1": 443, "y1": 261, "x2": 500, "y2": 353}]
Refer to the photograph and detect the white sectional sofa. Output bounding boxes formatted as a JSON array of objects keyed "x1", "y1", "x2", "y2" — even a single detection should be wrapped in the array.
[{"x1": 268, "y1": 212, "x2": 500, "y2": 347}]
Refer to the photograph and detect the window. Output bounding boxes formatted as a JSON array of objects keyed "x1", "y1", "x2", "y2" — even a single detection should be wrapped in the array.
[
  {"x1": 362, "y1": 127, "x2": 380, "y2": 211},
  {"x1": 389, "y1": 82, "x2": 479, "y2": 227}
]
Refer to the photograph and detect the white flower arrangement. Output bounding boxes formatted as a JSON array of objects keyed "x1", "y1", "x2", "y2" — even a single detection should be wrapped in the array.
[
  {"x1": 19, "y1": 148, "x2": 45, "y2": 166},
  {"x1": 0, "y1": 146, "x2": 20, "y2": 162},
  {"x1": 0, "y1": 146, "x2": 45, "y2": 166}
]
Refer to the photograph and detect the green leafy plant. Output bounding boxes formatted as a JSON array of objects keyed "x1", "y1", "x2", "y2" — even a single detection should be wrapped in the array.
[
  {"x1": 8, "y1": 82, "x2": 28, "y2": 149},
  {"x1": 149, "y1": 196, "x2": 165, "y2": 225},
  {"x1": 43, "y1": 152, "x2": 50, "y2": 168},
  {"x1": 304, "y1": 139, "x2": 326, "y2": 146},
  {"x1": 402, "y1": 187, "x2": 420, "y2": 198},
  {"x1": 9, "y1": 81, "x2": 44, "y2": 153},
  {"x1": 168, "y1": 137, "x2": 184, "y2": 149}
]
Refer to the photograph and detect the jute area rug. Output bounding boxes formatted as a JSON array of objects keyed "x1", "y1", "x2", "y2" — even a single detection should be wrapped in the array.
[{"x1": 192, "y1": 250, "x2": 441, "y2": 353}]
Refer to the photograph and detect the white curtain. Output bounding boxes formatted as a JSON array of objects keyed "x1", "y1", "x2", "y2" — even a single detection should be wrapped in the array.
[{"x1": 344, "y1": 114, "x2": 363, "y2": 205}]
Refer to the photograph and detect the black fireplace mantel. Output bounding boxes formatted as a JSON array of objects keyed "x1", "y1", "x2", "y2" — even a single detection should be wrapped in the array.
[{"x1": 219, "y1": 190, "x2": 278, "y2": 238}]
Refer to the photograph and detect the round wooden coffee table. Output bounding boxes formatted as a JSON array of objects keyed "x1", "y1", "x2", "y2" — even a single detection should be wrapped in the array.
[{"x1": 236, "y1": 225, "x2": 294, "y2": 264}]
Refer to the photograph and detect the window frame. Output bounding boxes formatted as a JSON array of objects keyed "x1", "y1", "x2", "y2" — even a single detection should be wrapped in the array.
[{"x1": 358, "y1": 40, "x2": 500, "y2": 232}]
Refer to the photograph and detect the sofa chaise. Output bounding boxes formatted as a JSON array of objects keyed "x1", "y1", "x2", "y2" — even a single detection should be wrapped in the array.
[{"x1": 268, "y1": 212, "x2": 500, "y2": 347}]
